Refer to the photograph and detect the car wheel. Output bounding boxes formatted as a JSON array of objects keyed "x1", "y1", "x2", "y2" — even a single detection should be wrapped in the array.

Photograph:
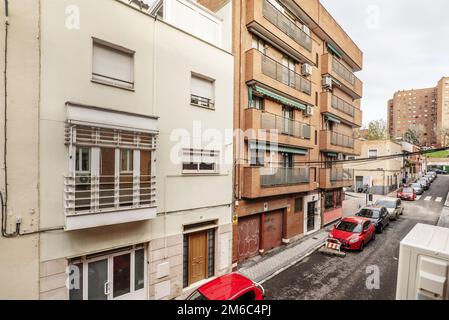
[
  {"x1": 359, "y1": 242, "x2": 365, "y2": 251},
  {"x1": 371, "y1": 233, "x2": 376, "y2": 242}
]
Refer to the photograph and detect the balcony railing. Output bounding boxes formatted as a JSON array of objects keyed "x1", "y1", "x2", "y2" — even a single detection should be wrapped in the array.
[
  {"x1": 260, "y1": 167, "x2": 309, "y2": 187},
  {"x1": 191, "y1": 94, "x2": 215, "y2": 110},
  {"x1": 262, "y1": 0, "x2": 312, "y2": 52},
  {"x1": 331, "y1": 131, "x2": 355, "y2": 149},
  {"x1": 331, "y1": 168, "x2": 354, "y2": 182},
  {"x1": 332, "y1": 57, "x2": 356, "y2": 85},
  {"x1": 331, "y1": 95, "x2": 355, "y2": 117},
  {"x1": 261, "y1": 53, "x2": 312, "y2": 95},
  {"x1": 259, "y1": 111, "x2": 311, "y2": 140},
  {"x1": 64, "y1": 174, "x2": 156, "y2": 216}
]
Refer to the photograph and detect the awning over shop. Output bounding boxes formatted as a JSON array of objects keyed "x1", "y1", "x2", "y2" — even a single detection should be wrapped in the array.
[
  {"x1": 327, "y1": 43, "x2": 342, "y2": 59},
  {"x1": 254, "y1": 86, "x2": 307, "y2": 111},
  {"x1": 326, "y1": 153, "x2": 338, "y2": 158},
  {"x1": 249, "y1": 140, "x2": 308, "y2": 155}
]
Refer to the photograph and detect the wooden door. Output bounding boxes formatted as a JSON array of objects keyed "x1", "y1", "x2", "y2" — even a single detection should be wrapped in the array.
[{"x1": 188, "y1": 231, "x2": 208, "y2": 285}]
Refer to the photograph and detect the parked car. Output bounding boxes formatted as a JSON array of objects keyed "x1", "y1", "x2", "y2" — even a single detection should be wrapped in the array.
[
  {"x1": 425, "y1": 174, "x2": 436, "y2": 182},
  {"x1": 397, "y1": 187, "x2": 417, "y2": 201},
  {"x1": 375, "y1": 197, "x2": 404, "y2": 220},
  {"x1": 435, "y1": 169, "x2": 448, "y2": 175},
  {"x1": 186, "y1": 274, "x2": 265, "y2": 300},
  {"x1": 410, "y1": 182, "x2": 424, "y2": 195},
  {"x1": 356, "y1": 205, "x2": 390, "y2": 233},
  {"x1": 418, "y1": 178, "x2": 430, "y2": 190},
  {"x1": 328, "y1": 217, "x2": 376, "y2": 251}
]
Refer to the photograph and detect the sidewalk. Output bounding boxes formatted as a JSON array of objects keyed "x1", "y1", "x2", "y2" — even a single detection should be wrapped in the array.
[{"x1": 239, "y1": 229, "x2": 329, "y2": 284}]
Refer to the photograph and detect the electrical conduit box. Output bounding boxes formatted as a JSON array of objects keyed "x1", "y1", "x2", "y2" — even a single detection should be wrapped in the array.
[{"x1": 396, "y1": 224, "x2": 449, "y2": 300}]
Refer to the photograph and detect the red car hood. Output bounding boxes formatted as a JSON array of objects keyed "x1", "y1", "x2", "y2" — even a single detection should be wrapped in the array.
[{"x1": 330, "y1": 228, "x2": 357, "y2": 241}]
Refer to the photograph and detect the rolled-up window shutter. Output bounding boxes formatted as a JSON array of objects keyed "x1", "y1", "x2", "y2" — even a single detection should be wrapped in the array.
[
  {"x1": 93, "y1": 42, "x2": 134, "y2": 86},
  {"x1": 191, "y1": 75, "x2": 214, "y2": 100}
]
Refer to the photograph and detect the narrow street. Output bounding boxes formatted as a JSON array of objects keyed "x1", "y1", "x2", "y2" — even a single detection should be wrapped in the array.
[{"x1": 264, "y1": 176, "x2": 449, "y2": 300}]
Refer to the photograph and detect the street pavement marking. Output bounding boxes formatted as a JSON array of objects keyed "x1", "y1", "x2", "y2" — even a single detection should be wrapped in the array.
[
  {"x1": 416, "y1": 196, "x2": 422, "y2": 200},
  {"x1": 424, "y1": 196, "x2": 432, "y2": 201},
  {"x1": 435, "y1": 197, "x2": 443, "y2": 203}
]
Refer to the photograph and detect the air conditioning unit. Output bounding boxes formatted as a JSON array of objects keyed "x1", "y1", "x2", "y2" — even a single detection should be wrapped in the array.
[
  {"x1": 396, "y1": 224, "x2": 449, "y2": 300},
  {"x1": 301, "y1": 63, "x2": 313, "y2": 77},
  {"x1": 305, "y1": 105, "x2": 314, "y2": 117},
  {"x1": 75, "y1": 174, "x2": 91, "y2": 186},
  {"x1": 322, "y1": 76, "x2": 332, "y2": 89},
  {"x1": 302, "y1": 25, "x2": 310, "y2": 36}
]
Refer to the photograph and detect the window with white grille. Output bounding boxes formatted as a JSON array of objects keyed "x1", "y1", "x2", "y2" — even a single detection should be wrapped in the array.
[
  {"x1": 190, "y1": 74, "x2": 215, "y2": 109},
  {"x1": 65, "y1": 125, "x2": 157, "y2": 215},
  {"x1": 182, "y1": 149, "x2": 219, "y2": 174},
  {"x1": 92, "y1": 39, "x2": 135, "y2": 90},
  {"x1": 368, "y1": 149, "x2": 378, "y2": 158}
]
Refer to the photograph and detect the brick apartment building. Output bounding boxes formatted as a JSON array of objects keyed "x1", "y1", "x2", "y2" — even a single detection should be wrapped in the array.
[
  {"x1": 201, "y1": 0, "x2": 363, "y2": 265},
  {"x1": 388, "y1": 76, "x2": 449, "y2": 147}
]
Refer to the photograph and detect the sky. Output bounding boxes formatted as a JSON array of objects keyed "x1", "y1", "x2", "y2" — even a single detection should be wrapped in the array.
[{"x1": 320, "y1": 0, "x2": 449, "y2": 127}]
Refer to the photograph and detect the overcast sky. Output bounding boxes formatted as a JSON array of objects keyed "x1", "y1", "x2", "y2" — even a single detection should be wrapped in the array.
[{"x1": 320, "y1": 0, "x2": 449, "y2": 127}]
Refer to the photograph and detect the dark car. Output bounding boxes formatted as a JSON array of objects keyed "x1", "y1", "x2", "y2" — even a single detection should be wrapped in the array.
[
  {"x1": 434, "y1": 169, "x2": 448, "y2": 175},
  {"x1": 356, "y1": 205, "x2": 390, "y2": 233}
]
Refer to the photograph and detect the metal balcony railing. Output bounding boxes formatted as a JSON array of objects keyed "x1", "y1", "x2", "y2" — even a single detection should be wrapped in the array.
[
  {"x1": 330, "y1": 168, "x2": 354, "y2": 182},
  {"x1": 259, "y1": 111, "x2": 311, "y2": 140},
  {"x1": 332, "y1": 57, "x2": 356, "y2": 85},
  {"x1": 262, "y1": 0, "x2": 312, "y2": 52},
  {"x1": 191, "y1": 94, "x2": 215, "y2": 110},
  {"x1": 64, "y1": 174, "x2": 156, "y2": 216},
  {"x1": 260, "y1": 52, "x2": 311, "y2": 95},
  {"x1": 261, "y1": 167, "x2": 310, "y2": 187},
  {"x1": 331, "y1": 95, "x2": 356, "y2": 117},
  {"x1": 330, "y1": 131, "x2": 355, "y2": 149}
]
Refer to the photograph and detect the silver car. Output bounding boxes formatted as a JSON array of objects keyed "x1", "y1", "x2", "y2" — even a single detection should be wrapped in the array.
[
  {"x1": 410, "y1": 183, "x2": 424, "y2": 195},
  {"x1": 375, "y1": 197, "x2": 404, "y2": 220}
]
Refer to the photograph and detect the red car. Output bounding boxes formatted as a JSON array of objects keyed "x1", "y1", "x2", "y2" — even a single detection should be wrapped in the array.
[
  {"x1": 186, "y1": 273, "x2": 265, "y2": 300},
  {"x1": 397, "y1": 187, "x2": 416, "y2": 201},
  {"x1": 328, "y1": 217, "x2": 376, "y2": 251}
]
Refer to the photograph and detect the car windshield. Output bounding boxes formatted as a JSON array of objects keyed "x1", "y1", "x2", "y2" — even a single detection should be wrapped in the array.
[
  {"x1": 357, "y1": 209, "x2": 380, "y2": 219},
  {"x1": 336, "y1": 221, "x2": 362, "y2": 233},
  {"x1": 403, "y1": 188, "x2": 414, "y2": 193},
  {"x1": 411, "y1": 184, "x2": 421, "y2": 188},
  {"x1": 187, "y1": 290, "x2": 209, "y2": 301},
  {"x1": 375, "y1": 200, "x2": 395, "y2": 208}
]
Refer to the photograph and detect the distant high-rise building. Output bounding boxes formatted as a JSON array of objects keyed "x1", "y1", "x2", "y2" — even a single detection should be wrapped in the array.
[{"x1": 387, "y1": 77, "x2": 449, "y2": 147}]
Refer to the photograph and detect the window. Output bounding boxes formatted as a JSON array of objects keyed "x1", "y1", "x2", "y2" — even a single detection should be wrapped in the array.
[
  {"x1": 250, "y1": 96, "x2": 264, "y2": 110},
  {"x1": 69, "y1": 245, "x2": 146, "y2": 300},
  {"x1": 250, "y1": 148, "x2": 265, "y2": 167},
  {"x1": 324, "y1": 191, "x2": 334, "y2": 210},
  {"x1": 368, "y1": 149, "x2": 378, "y2": 158},
  {"x1": 236, "y1": 291, "x2": 256, "y2": 301},
  {"x1": 120, "y1": 149, "x2": 134, "y2": 173},
  {"x1": 92, "y1": 39, "x2": 134, "y2": 90},
  {"x1": 182, "y1": 149, "x2": 219, "y2": 174},
  {"x1": 66, "y1": 125, "x2": 156, "y2": 214},
  {"x1": 252, "y1": 36, "x2": 266, "y2": 54},
  {"x1": 191, "y1": 74, "x2": 215, "y2": 109},
  {"x1": 295, "y1": 196, "x2": 303, "y2": 213}
]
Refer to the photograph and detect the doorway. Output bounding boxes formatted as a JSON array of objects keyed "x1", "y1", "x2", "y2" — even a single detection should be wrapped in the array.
[{"x1": 307, "y1": 201, "x2": 316, "y2": 232}]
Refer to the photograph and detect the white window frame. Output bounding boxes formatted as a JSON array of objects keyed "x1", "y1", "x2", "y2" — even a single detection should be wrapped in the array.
[
  {"x1": 190, "y1": 73, "x2": 215, "y2": 110},
  {"x1": 368, "y1": 149, "x2": 378, "y2": 158},
  {"x1": 68, "y1": 245, "x2": 147, "y2": 300},
  {"x1": 182, "y1": 149, "x2": 220, "y2": 174},
  {"x1": 92, "y1": 38, "x2": 135, "y2": 90}
]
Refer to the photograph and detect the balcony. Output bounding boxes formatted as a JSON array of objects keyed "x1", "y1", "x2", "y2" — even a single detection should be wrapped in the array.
[
  {"x1": 320, "y1": 131, "x2": 361, "y2": 155},
  {"x1": 321, "y1": 53, "x2": 363, "y2": 99},
  {"x1": 321, "y1": 92, "x2": 362, "y2": 127},
  {"x1": 64, "y1": 174, "x2": 157, "y2": 231},
  {"x1": 244, "y1": 108, "x2": 315, "y2": 149},
  {"x1": 246, "y1": 49, "x2": 313, "y2": 105},
  {"x1": 320, "y1": 168, "x2": 354, "y2": 189},
  {"x1": 246, "y1": 0, "x2": 313, "y2": 63},
  {"x1": 243, "y1": 166, "x2": 318, "y2": 199}
]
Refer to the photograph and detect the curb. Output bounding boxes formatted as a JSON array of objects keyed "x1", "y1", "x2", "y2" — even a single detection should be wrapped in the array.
[{"x1": 258, "y1": 240, "x2": 326, "y2": 285}]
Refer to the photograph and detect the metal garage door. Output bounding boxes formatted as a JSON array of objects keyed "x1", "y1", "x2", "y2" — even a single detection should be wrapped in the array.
[
  {"x1": 237, "y1": 215, "x2": 260, "y2": 261},
  {"x1": 263, "y1": 211, "x2": 283, "y2": 252}
]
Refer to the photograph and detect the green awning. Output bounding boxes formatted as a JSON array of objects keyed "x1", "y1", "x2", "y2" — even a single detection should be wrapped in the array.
[
  {"x1": 254, "y1": 86, "x2": 307, "y2": 111},
  {"x1": 326, "y1": 153, "x2": 338, "y2": 157},
  {"x1": 327, "y1": 43, "x2": 342, "y2": 58},
  {"x1": 249, "y1": 141, "x2": 308, "y2": 155},
  {"x1": 325, "y1": 114, "x2": 341, "y2": 124}
]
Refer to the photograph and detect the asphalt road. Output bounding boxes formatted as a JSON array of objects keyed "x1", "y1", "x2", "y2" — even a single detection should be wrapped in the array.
[{"x1": 264, "y1": 176, "x2": 449, "y2": 300}]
